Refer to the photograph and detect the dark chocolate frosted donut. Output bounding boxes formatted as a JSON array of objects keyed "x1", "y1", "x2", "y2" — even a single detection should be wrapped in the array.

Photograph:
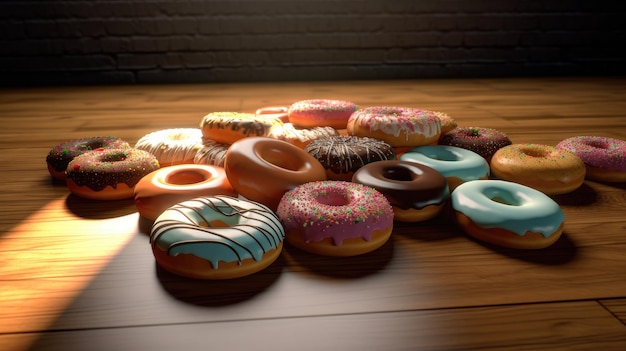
[
  {"x1": 439, "y1": 127, "x2": 511, "y2": 162},
  {"x1": 304, "y1": 135, "x2": 396, "y2": 181},
  {"x1": 352, "y1": 160, "x2": 449, "y2": 222},
  {"x1": 66, "y1": 148, "x2": 160, "y2": 200},
  {"x1": 46, "y1": 136, "x2": 131, "y2": 180}
]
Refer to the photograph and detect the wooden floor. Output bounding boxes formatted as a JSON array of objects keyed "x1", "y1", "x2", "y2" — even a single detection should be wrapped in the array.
[{"x1": 1, "y1": 77, "x2": 626, "y2": 351}]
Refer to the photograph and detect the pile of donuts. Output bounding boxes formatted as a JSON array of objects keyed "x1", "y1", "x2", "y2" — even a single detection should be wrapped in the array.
[{"x1": 46, "y1": 99, "x2": 626, "y2": 279}]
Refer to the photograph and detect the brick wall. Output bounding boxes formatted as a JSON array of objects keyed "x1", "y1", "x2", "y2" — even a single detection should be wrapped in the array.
[{"x1": 1, "y1": 0, "x2": 625, "y2": 86}]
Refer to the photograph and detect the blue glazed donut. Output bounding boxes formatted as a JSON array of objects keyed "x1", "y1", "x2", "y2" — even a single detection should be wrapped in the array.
[
  {"x1": 451, "y1": 180, "x2": 565, "y2": 249},
  {"x1": 400, "y1": 145, "x2": 489, "y2": 191}
]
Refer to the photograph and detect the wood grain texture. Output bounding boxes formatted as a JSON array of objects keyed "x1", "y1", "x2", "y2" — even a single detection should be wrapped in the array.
[{"x1": 0, "y1": 77, "x2": 625, "y2": 351}]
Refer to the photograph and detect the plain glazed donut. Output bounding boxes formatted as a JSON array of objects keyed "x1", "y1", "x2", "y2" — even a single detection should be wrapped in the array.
[
  {"x1": 490, "y1": 144, "x2": 586, "y2": 195},
  {"x1": 134, "y1": 164, "x2": 237, "y2": 221},
  {"x1": 347, "y1": 106, "x2": 441, "y2": 147},
  {"x1": 224, "y1": 137, "x2": 327, "y2": 210},
  {"x1": 193, "y1": 138, "x2": 229, "y2": 167},
  {"x1": 66, "y1": 148, "x2": 160, "y2": 200},
  {"x1": 352, "y1": 160, "x2": 449, "y2": 222},
  {"x1": 277, "y1": 181, "x2": 394, "y2": 256},
  {"x1": 451, "y1": 180, "x2": 565, "y2": 249},
  {"x1": 556, "y1": 136, "x2": 626, "y2": 183},
  {"x1": 267, "y1": 122, "x2": 339, "y2": 149},
  {"x1": 288, "y1": 99, "x2": 358, "y2": 129},
  {"x1": 400, "y1": 145, "x2": 490, "y2": 191},
  {"x1": 439, "y1": 127, "x2": 512, "y2": 162},
  {"x1": 46, "y1": 137, "x2": 131, "y2": 180},
  {"x1": 135, "y1": 128, "x2": 203, "y2": 166},
  {"x1": 200, "y1": 112, "x2": 282, "y2": 145},
  {"x1": 255, "y1": 106, "x2": 290, "y2": 123},
  {"x1": 150, "y1": 196, "x2": 284, "y2": 279},
  {"x1": 304, "y1": 135, "x2": 396, "y2": 181}
]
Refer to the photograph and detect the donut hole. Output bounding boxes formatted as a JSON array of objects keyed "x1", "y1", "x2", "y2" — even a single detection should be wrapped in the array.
[
  {"x1": 198, "y1": 219, "x2": 230, "y2": 228},
  {"x1": 75, "y1": 140, "x2": 105, "y2": 151},
  {"x1": 585, "y1": 140, "x2": 609, "y2": 149},
  {"x1": 259, "y1": 147, "x2": 304, "y2": 171},
  {"x1": 166, "y1": 170, "x2": 207, "y2": 185},
  {"x1": 461, "y1": 128, "x2": 481, "y2": 137},
  {"x1": 383, "y1": 166, "x2": 414, "y2": 181},
  {"x1": 102, "y1": 151, "x2": 128, "y2": 162},
  {"x1": 519, "y1": 147, "x2": 548, "y2": 158},
  {"x1": 316, "y1": 189, "x2": 351, "y2": 207},
  {"x1": 484, "y1": 187, "x2": 522, "y2": 206},
  {"x1": 425, "y1": 148, "x2": 459, "y2": 161}
]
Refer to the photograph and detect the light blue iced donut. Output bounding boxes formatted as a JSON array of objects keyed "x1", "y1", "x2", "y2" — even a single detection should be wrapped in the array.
[
  {"x1": 451, "y1": 180, "x2": 564, "y2": 249},
  {"x1": 400, "y1": 145, "x2": 489, "y2": 190}
]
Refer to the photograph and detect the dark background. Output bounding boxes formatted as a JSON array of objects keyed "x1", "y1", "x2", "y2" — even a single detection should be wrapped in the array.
[{"x1": 1, "y1": 0, "x2": 625, "y2": 86}]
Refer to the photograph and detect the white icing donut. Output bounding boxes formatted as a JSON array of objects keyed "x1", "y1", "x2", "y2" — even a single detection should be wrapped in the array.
[{"x1": 135, "y1": 128, "x2": 203, "y2": 167}]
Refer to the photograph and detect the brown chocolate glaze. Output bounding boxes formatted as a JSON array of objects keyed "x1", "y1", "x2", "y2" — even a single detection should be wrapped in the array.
[
  {"x1": 352, "y1": 160, "x2": 449, "y2": 210},
  {"x1": 304, "y1": 135, "x2": 396, "y2": 174},
  {"x1": 66, "y1": 148, "x2": 160, "y2": 191},
  {"x1": 46, "y1": 136, "x2": 130, "y2": 173}
]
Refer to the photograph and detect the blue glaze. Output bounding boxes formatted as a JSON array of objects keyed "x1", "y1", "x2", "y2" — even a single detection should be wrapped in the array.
[
  {"x1": 400, "y1": 145, "x2": 489, "y2": 182},
  {"x1": 150, "y1": 196, "x2": 285, "y2": 269},
  {"x1": 451, "y1": 180, "x2": 565, "y2": 237}
]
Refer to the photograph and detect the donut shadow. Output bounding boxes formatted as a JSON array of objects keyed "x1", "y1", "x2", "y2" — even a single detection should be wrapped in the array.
[
  {"x1": 550, "y1": 182, "x2": 598, "y2": 206},
  {"x1": 282, "y1": 235, "x2": 394, "y2": 279},
  {"x1": 155, "y1": 254, "x2": 285, "y2": 306},
  {"x1": 137, "y1": 215, "x2": 155, "y2": 235},
  {"x1": 393, "y1": 210, "x2": 461, "y2": 242},
  {"x1": 64, "y1": 193, "x2": 137, "y2": 219}
]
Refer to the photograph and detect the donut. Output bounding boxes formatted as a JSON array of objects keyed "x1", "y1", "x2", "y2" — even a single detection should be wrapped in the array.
[
  {"x1": 134, "y1": 128, "x2": 202, "y2": 167},
  {"x1": 150, "y1": 196, "x2": 285, "y2": 279},
  {"x1": 400, "y1": 145, "x2": 490, "y2": 191},
  {"x1": 66, "y1": 148, "x2": 160, "y2": 200},
  {"x1": 46, "y1": 136, "x2": 131, "y2": 180},
  {"x1": 267, "y1": 122, "x2": 339, "y2": 149},
  {"x1": 200, "y1": 112, "x2": 282, "y2": 145},
  {"x1": 556, "y1": 136, "x2": 626, "y2": 183},
  {"x1": 256, "y1": 106, "x2": 290, "y2": 123},
  {"x1": 439, "y1": 127, "x2": 512, "y2": 162},
  {"x1": 490, "y1": 144, "x2": 586, "y2": 195},
  {"x1": 288, "y1": 99, "x2": 358, "y2": 129},
  {"x1": 451, "y1": 180, "x2": 565, "y2": 249},
  {"x1": 276, "y1": 181, "x2": 394, "y2": 256},
  {"x1": 352, "y1": 160, "x2": 449, "y2": 222},
  {"x1": 347, "y1": 106, "x2": 441, "y2": 147},
  {"x1": 304, "y1": 135, "x2": 396, "y2": 181},
  {"x1": 193, "y1": 138, "x2": 229, "y2": 167},
  {"x1": 224, "y1": 137, "x2": 327, "y2": 210},
  {"x1": 433, "y1": 111, "x2": 458, "y2": 134},
  {"x1": 134, "y1": 164, "x2": 237, "y2": 221}
]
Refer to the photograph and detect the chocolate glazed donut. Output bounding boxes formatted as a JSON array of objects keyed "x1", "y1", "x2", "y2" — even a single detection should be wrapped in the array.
[{"x1": 352, "y1": 160, "x2": 449, "y2": 222}]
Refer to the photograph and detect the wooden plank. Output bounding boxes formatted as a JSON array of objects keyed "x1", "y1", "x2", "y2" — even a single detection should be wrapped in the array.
[
  {"x1": 2, "y1": 301, "x2": 625, "y2": 351},
  {"x1": 601, "y1": 298, "x2": 626, "y2": 326}
]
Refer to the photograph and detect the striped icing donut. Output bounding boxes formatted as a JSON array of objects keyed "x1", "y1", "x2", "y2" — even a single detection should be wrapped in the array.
[
  {"x1": 200, "y1": 112, "x2": 282, "y2": 145},
  {"x1": 347, "y1": 106, "x2": 442, "y2": 147},
  {"x1": 135, "y1": 128, "x2": 203, "y2": 166},
  {"x1": 150, "y1": 196, "x2": 285, "y2": 279},
  {"x1": 451, "y1": 180, "x2": 565, "y2": 249},
  {"x1": 400, "y1": 145, "x2": 490, "y2": 191}
]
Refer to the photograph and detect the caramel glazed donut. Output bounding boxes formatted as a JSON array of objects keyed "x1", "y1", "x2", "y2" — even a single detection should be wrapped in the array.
[
  {"x1": 304, "y1": 135, "x2": 397, "y2": 181},
  {"x1": 150, "y1": 196, "x2": 285, "y2": 279}
]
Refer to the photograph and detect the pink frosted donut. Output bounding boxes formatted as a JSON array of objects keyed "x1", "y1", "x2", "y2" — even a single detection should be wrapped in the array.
[
  {"x1": 288, "y1": 99, "x2": 358, "y2": 129},
  {"x1": 556, "y1": 136, "x2": 626, "y2": 182},
  {"x1": 347, "y1": 106, "x2": 442, "y2": 147},
  {"x1": 277, "y1": 181, "x2": 394, "y2": 256},
  {"x1": 439, "y1": 127, "x2": 512, "y2": 162}
]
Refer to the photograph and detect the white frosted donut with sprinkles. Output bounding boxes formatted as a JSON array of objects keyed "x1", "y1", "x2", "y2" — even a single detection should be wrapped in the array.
[
  {"x1": 347, "y1": 106, "x2": 442, "y2": 147},
  {"x1": 288, "y1": 99, "x2": 358, "y2": 129},
  {"x1": 556, "y1": 136, "x2": 626, "y2": 183},
  {"x1": 135, "y1": 128, "x2": 203, "y2": 167},
  {"x1": 276, "y1": 181, "x2": 394, "y2": 256},
  {"x1": 150, "y1": 196, "x2": 285, "y2": 279}
]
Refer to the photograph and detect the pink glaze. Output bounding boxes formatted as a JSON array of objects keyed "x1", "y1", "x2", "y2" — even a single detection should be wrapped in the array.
[
  {"x1": 556, "y1": 136, "x2": 626, "y2": 172},
  {"x1": 276, "y1": 181, "x2": 393, "y2": 246},
  {"x1": 288, "y1": 99, "x2": 358, "y2": 128}
]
